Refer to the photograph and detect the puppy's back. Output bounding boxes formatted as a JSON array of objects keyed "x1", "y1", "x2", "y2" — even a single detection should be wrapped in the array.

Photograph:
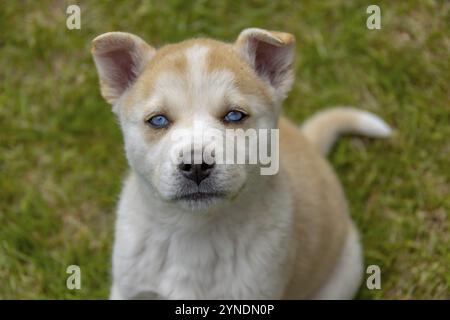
[{"x1": 279, "y1": 117, "x2": 351, "y2": 298}]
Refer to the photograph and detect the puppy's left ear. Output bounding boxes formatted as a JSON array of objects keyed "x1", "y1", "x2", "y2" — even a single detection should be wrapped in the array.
[
  {"x1": 235, "y1": 28, "x2": 295, "y2": 99},
  {"x1": 91, "y1": 32, "x2": 156, "y2": 105}
]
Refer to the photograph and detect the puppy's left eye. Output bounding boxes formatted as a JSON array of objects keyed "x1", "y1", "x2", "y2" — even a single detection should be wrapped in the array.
[
  {"x1": 224, "y1": 110, "x2": 247, "y2": 123},
  {"x1": 147, "y1": 115, "x2": 170, "y2": 128}
]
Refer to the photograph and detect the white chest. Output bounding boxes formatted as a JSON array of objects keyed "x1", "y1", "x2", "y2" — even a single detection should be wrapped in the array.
[
  {"x1": 113, "y1": 209, "x2": 293, "y2": 299},
  {"x1": 112, "y1": 173, "x2": 294, "y2": 299}
]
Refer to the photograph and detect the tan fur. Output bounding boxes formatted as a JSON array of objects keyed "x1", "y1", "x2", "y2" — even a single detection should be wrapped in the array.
[
  {"x1": 235, "y1": 29, "x2": 295, "y2": 48},
  {"x1": 278, "y1": 117, "x2": 351, "y2": 298},
  {"x1": 123, "y1": 38, "x2": 274, "y2": 115},
  {"x1": 123, "y1": 44, "x2": 188, "y2": 112},
  {"x1": 205, "y1": 42, "x2": 274, "y2": 105}
]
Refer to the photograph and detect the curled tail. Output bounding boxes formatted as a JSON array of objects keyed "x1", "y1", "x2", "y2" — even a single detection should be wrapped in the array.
[{"x1": 301, "y1": 107, "x2": 392, "y2": 155}]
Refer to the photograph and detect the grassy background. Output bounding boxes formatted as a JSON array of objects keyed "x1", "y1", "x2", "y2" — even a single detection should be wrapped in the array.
[{"x1": 0, "y1": 0, "x2": 449, "y2": 299}]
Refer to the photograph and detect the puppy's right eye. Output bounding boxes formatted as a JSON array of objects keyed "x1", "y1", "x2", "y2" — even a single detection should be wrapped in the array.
[{"x1": 147, "y1": 115, "x2": 170, "y2": 128}]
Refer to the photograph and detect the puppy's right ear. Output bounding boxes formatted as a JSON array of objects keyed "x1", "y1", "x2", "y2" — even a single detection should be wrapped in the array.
[{"x1": 91, "y1": 32, "x2": 155, "y2": 105}]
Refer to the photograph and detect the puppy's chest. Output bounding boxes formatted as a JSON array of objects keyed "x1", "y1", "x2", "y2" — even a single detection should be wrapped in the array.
[{"x1": 119, "y1": 222, "x2": 289, "y2": 299}]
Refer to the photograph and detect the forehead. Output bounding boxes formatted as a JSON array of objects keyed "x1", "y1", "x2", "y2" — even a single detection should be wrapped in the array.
[{"x1": 123, "y1": 39, "x2": 272, "y2": 111}]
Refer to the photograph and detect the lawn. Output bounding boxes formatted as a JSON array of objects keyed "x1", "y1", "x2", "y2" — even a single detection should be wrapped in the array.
[{"x1": 0, "y1": 0, "x2": 448, "y2": 299}]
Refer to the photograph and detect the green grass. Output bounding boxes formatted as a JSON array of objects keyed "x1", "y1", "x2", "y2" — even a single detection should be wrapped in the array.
[{"x1": 0, "y1": 0, "x2": 448, "y2": 299}]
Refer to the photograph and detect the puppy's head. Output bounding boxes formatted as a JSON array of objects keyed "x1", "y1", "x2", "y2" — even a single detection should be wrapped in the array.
[{"x1": 91, "y1": 28, "x2": 295, "y2": 210}]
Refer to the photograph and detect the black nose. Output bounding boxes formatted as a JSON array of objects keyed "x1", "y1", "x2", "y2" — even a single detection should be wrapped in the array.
[{"x1": 178, "y1": 161, "x2": 215, "y2": 185}]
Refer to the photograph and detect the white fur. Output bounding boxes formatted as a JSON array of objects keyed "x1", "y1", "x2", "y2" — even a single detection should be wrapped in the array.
[
  {"x1": 308, "y1": 224, "x2": 363, "y2": 299},
  {"x1": 357, "y1": 111, "x2": 392, "y2": 137},
  {"x1": 111, "y1": 173, "x2": 295, "y2": 299}
]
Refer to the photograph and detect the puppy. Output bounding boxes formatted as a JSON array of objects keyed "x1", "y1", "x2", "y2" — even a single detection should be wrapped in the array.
[{"x1": 91, "y1": 28, "x2": 391, "y2": 299}]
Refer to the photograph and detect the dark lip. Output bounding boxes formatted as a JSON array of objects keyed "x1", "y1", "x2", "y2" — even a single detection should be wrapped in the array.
[{"x1": 175, "y1": 192, "x2": 225, "y2": 201}]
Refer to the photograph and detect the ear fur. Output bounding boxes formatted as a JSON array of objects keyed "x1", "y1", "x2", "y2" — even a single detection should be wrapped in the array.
[
  {"x1": 235, "y1": 28, "x2": 296, "y2": 99},
  {"x1": 91, "y1": 32, "x2": 155, "y2": 105}
]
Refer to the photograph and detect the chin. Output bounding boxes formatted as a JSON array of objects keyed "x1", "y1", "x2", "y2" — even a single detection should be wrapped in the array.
[{"x1": 172, "y1": 192, "x2": 227, "y2": 211}]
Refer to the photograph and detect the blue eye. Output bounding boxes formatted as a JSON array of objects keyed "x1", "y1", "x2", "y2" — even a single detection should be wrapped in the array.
[
  {"x1": 224, "y1": 110, "x2": 247, "y2": 123},
  {"x1": 147, "y1": 115, "x2": 170, "y2": 128}
]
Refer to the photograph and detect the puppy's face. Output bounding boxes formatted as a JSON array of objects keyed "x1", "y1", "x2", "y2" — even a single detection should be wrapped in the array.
[{"x1": 92, "y1": 29, "x2": 295, "y2": 210}]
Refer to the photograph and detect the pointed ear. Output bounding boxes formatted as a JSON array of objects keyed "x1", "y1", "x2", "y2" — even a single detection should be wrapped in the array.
[
  {"x1": 235, "y1": 28, "x2": 295, "y2": 99},
  {"x1": 91, "y1": 32, "x2": 155, "y2": 105}
]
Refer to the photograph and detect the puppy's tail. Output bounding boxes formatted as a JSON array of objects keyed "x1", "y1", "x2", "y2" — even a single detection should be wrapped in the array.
[{"x1": 301, "y1": 107, "x2": 392, "y2": 156}]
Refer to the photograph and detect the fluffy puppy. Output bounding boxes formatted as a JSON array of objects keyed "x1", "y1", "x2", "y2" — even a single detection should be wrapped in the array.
[{"x1": 91, "y1": 28, "x2": 391, "y2": 299}]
